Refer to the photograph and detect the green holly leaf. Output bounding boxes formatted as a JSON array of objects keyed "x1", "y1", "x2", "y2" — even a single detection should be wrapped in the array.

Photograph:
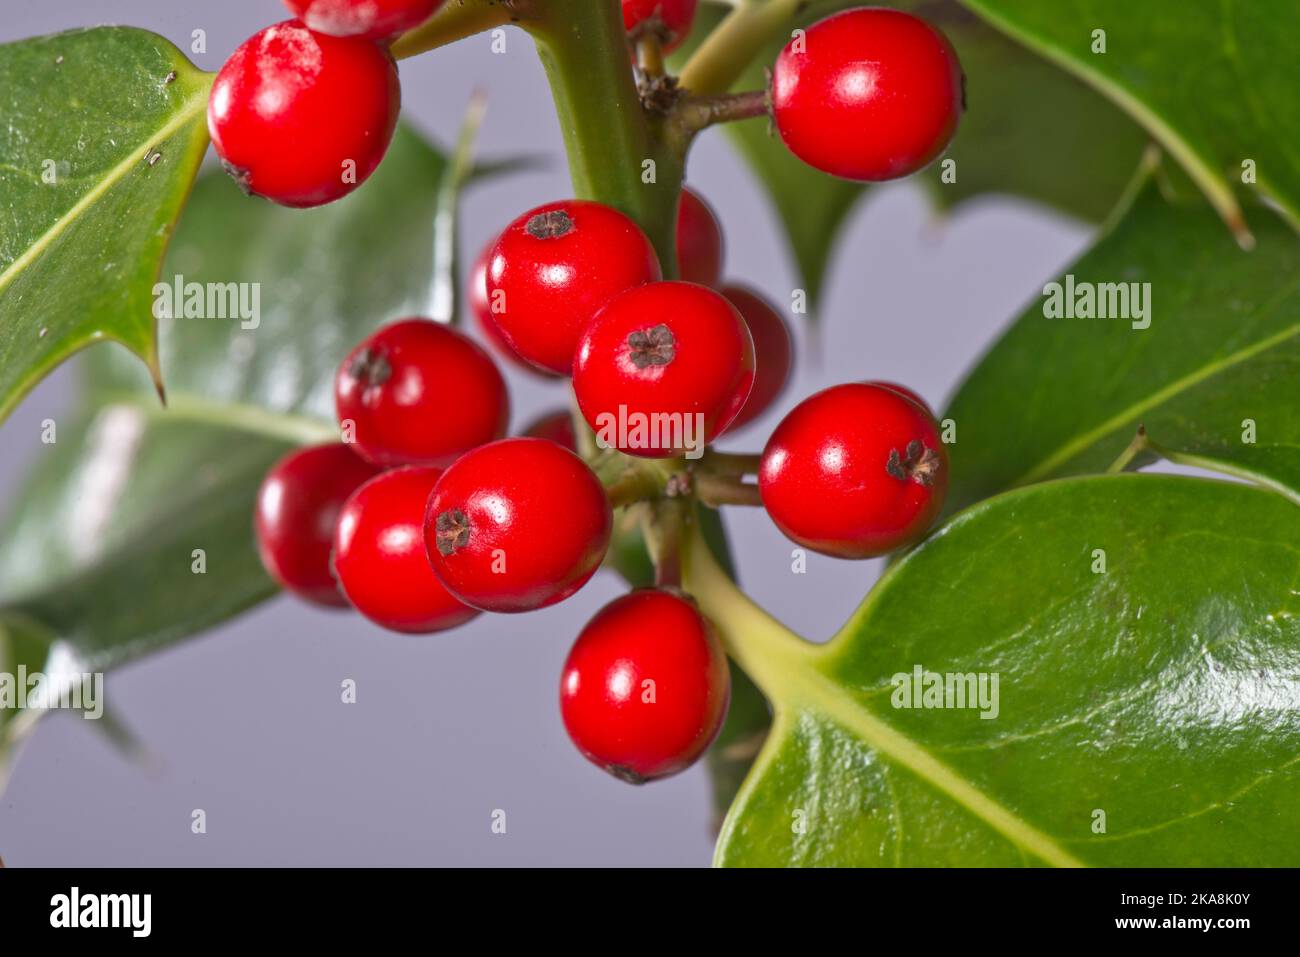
[
  {"x1": 961, "y1": 0, "x2": 1300, "y2": 246},
  {"x1": 678, "y1": 1, "x2": 1145, "y2": 311},
  {"x1": 704, "y1": 474, "x2": 1300, "y2": 866},
  {"x1": 945, "y1": 178, "x2": 1300, "y2": 510},
  {"x1": 0, "y1": 27, "x2": 212, "y2": 424},
  {"x1": 0, "y1": 124, "x2": 478, "y2": 757}
]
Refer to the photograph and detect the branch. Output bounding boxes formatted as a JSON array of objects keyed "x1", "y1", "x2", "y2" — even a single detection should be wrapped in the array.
[{"x1": 678, "y1": 0, "x2": 803, "y2": 95}]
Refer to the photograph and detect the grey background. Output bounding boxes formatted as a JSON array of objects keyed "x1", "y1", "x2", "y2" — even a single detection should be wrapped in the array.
[{"x1": 0, "y1": 1, "x2": 1091, "y2": 866}]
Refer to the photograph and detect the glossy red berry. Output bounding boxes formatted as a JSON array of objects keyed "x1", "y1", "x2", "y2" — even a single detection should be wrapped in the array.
[
  {"x1": 771, "y1": 8, "x2": 963, "y2": 181},
  {"x1": 522, "y1": 409, "x2": 578, "y2": 453},
  {"x1": 254, "y1": 443, "x2": 381, "y2": 606},
  {"x1": 424, "y1": 438, "x2": 612, "y2": 612},
  {"x1": 486, "y1": 200, "x2": 661, "y2": 375},
  {"x1": 333, "y1": 467, "x2": 480, "y2": 633},
  {"x1": 622, "y1": 0, "x2": 700, "y2": 53},
  {"x1": 869, "y1": 380, "x2": 932, "y2": 415},
  {"x1": 335, "y1": 317, "x2": 509, "y2": 468},
  {"x1": 283, "y1": 0, "x2": 444, "y2": 40},
  {"x1": 561, "y1": 588, "x2": 730, "y2": 784},
  {"x1": 573, "y1": 281, "x2": 754, "y2": 457},
  {"x1": 468, "y1": 242, "x2": 560, "y2": 379},
  {"x1": 722, "y1": 285, "x2": 793, "y2": 430},
  {"x1": 209, "y1": 20, "x2": 401, "y2": 207},
  {"x1": 760, "y1": 382, "x2": 948, "y2": 558},
  {"x1": 676, "y1": 187, "x2": 724, "y2": 286}
]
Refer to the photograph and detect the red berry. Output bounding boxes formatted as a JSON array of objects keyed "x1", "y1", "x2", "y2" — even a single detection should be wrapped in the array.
[
  {"x1": 721, "y1": 285, "x2": 793, "y2": 431},
  {"x1": 333, "y1": 467, "x2": 480, "y2": 633},
  {"x1": 254, "y1": 443, "x2": 381, "y2": 606},
  {"x1": 424, "y1": 438, "x2": 612, "y2": 612},
  {"x1": 208, "y1": 20, "x2": 401, "y2": 207},
  {"x1": 284, "y1": 0, "x2": 443, "y2": 40},
  {"x1": 486, "y1": 200, "x2": 661, "y2": 375},
  {"x1": 560, "y1": 588, "x2": 730, "y2": 783},
  {"x1": 760, "y1": 382, "x2": 948, "y2": 558},
  {"x1": 868, "y1": 380, "x2": 932, "y2": 415},
  {"x1": 771, "y1": 8, "x2": 963, "y2": 181},
  {"x1": 622, "y1": 0, "x2": 700, "y2": 53},
  {"x1": 573, "y1": 281, "x2": 754, "y2": 458},
  {"x1": 676, "y1": 187, "x2": 724, "y2": 286},
  {"x1": 335, "y1": 318, "x2": 509, "y2": 468},
  {"x1": 522, "y1": 409, "x2": 578, "y2": 453},
  {"x1": 468, "y1": 242, "x2": 559, "y2": 379}
]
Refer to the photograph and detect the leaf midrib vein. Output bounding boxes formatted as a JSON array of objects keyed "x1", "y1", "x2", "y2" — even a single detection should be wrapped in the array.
[
  {"x1": 0, "y1": 89, "x2": 209, "y2": 295},
  {"x1": 787, "y1": 663, "x2": 1086, "y2": 867}
]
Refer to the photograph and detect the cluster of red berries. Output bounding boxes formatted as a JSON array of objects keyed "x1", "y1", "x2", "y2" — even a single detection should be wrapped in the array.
[
  {"x1": 237, "y1": 1, "x2": 958, "y2": 783},
  {"x1": 207, "y1": 4, "x2": 962, "y2": 208}
]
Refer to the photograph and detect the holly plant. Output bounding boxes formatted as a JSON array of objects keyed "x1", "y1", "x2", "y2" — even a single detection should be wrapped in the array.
[{"x1": 1, "y1": 0, "x2": 1298, "y2": 868}]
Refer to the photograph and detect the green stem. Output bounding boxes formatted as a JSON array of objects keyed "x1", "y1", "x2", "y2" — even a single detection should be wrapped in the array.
[
  {"x1": 527, "y1": 0, "x2": 682, "y2": 274},
  {"x1": 391, "y1": 0, "x2": 516, "y2": 60},
  {"x1": 701, "y1": 450, "x2": 762, "y2": 476},
  {"x1": 678, "y1": 0, "x2": 803, "y2": 95},
  {"x1": 694, "y1": 473, "x2": 763, "y2": 507},
  {"x1": 683, "y1": 517, "x2": 813, "y2": 698}
]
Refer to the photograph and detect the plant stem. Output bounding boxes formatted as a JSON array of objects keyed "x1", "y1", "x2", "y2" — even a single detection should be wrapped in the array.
[
  {"x1": 674, "y1": 89, "x2": 770, "y2": 135},
  {"x1": 636, "y1": 34, "x2": 665, "y2": 77},
  {"x1": 702, "y1": 450, "x2": 762, "y2": 476},
  {"x1": 430, "y1": 90, "x2": 488, "y2": 325},
  {"x1": 694, "y1": 473, "x2": 763, "y2": 507},
  {"x1": 391, "y1": 0, "x2": 518, "y2": 60},
  {"x1": 605, "y1": 467, "x2": 663, "y2": 508},
  {"x1": 1106, "y1": 424, "x2": 1151, "y2": 473},
  {"x1": 682, "y1": 517, "x2": 812, "y2": 697},
  {"x1": 527, "y1": 0, "x2": 682, "y2": 274},
  {"x1": 678, "y1": 0, "x2": 803, "y2": 95}
]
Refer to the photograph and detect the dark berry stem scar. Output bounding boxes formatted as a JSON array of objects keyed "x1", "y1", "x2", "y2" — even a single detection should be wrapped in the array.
[
  {"x1": 526, "y1": 210, "x2": 574, "y2": 239},
  {"x1": 347, "y1": 347, "x2": 392, "y2": 388},
  {"x1": 434, "y1": 509, "x2": 471, "y2": 556},
  {"x1": 626, "y1": 324, "x2": 676, "y2": 368},
  {"x1": 886, "y1": 440, "x2": 942, "y2": 486},
  {"x1": 605, "y1": 764, "x2": 647, "y2": 785}
]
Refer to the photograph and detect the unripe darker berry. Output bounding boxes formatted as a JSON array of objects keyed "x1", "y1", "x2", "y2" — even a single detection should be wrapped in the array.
[
  {"x1": 771, "y1": 8, "x2": 963, "y2": 181},
  {"x1": 486, "y1": 200, "x2": 661, "y2": 375},
  {"x1": 721, "y1": 284, "x2": 793, "y2": 430},
  {"x1": 676, "y1": 187, "x2": 724, "y2": 286},
  {"x1": 522, "y1": 409, "x2": 578, "y2": 453},
  {"x1": 573, "y1": 281, "x2": 754, "y2": 457},
  {"x1": 254, "y1": 443, "x2": 380, "y2": 606},
  {"x1": 208, "y1": 20, "x2": 401, "y2": 207},
  {"x1": 284, "y1": 0, "x2": 444, "y2": 41},
  {"x1": 622, "y1": 0, "x2": 700, "y2": 54},
  {"x1": 760, "y1": 382, "x2": 948, "y2": 558},
  {"x1": 335, "y1": 318, "x2": 509, "y2": 468},
  {"x1": 333, "y1": 467, "x2": 480, "y2": 633},
  {"x1": 561, "y1": 588, "x2": 730, "y2": 784},
  {"x1": 424, "y1": 438, "x2": 612, "y2": 612}
]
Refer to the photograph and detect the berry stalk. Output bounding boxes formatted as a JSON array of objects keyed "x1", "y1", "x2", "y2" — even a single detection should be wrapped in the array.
[
  {"x1": 678, "y1": 0, "x2": 802, "y2": 96},
  {"x1": 390, "y1": 0, "x2": 517, "y2": 59}
]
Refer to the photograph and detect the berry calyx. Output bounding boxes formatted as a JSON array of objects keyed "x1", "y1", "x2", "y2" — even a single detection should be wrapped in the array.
[
  {"x1": 721, "y1": 284, "x2": 793, "y2": 430},
  {"x1": 573, "y1": 281, "x2": 755, "y2": 458},
  {"x1": 486, "y1": 200, "x2": 661, "y2": 375},
  {"x1": 332, "y1": 467, "x2": 480, "y2": 633},
  {"x1": 676, "y1": 187, "x2": 724, "y2": 286},
  {"x1": 759, "y1": 382, "x2": 948, "y2": 558},
  {"x1": 469, "y1": 242, "x2": 559, "y2": 379},
  {"x1": 208, "y1": 20, "x2": 401, "y2": 207},
  {"x1": 771, "y1": 8, "x2": 963, "y2": 182},
  {"x1": 560, "y1": 588, "x2": 730, "y2": 784},
  {"x1": 423, "y1": 438, "x2": 612, "y2": 612},
  {"x1": 335, "y1": 317, "x2": 509, "y2": 468},
  {"x1": 622, "y1": 0, "x2": 700, "y2": 54},
  {"x1": 283, "y1": 0, "x2": 444, "y2": 41},
  {"x1": 254, "y1": 443, "x2": 380, "y2": 606},
  {"x1": 522, "y1": 409, "x2": 578, "y2": 453}
]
